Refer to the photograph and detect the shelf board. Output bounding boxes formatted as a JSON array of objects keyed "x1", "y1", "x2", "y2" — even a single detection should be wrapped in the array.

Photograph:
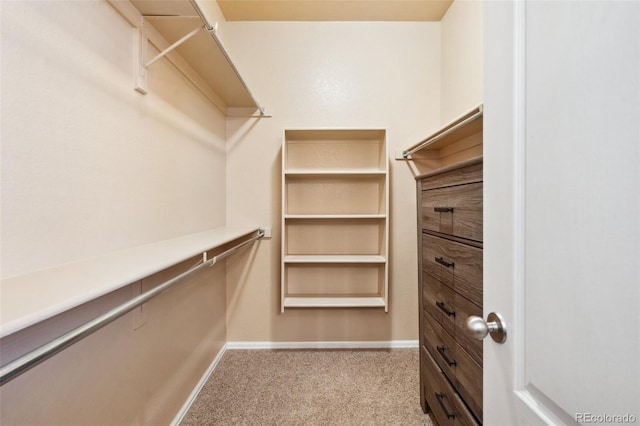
[
  {"x1": 284, "y1": 129, "x2": 386, "y2": 141},
  {"x1": 285, "y1": 214, "x2": 386, "y2": 220},
  {"x1": 284, "y1": 255, "x2": 386, "y2": 264},
  {"x1": 285, "y1": 169, "x2": 386, "y2": 176},
  {"x1": 283, "y1": 297, "x2": 386, "y2": 308},
  {"x1": 145, "y1": 17, "x2": 256, "y2": 108}
]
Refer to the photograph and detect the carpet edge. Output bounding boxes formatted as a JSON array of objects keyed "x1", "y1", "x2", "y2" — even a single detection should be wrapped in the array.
[{"x1": 170, "y1": 342, "x2": 229, "y2": 426}]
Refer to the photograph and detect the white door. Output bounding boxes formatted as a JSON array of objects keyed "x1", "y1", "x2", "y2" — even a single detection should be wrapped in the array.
[{"x1": 483, "y1": 1, "x2": 639, "y2": 425}]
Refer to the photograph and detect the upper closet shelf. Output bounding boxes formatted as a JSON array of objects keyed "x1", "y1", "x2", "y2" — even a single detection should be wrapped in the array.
[
  {"x1": 399, "y1": 104, "x2": 483, "y2": 160},
  {"x1": 108, "y1": 0, "x2": 267, "y2": 117}
]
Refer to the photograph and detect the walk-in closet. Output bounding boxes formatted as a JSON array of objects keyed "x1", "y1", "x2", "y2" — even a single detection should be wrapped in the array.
[{"x1": 1, "y1": 0, "x2": 638, "y2": 425}]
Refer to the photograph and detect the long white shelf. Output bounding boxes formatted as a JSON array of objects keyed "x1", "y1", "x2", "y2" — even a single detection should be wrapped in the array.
[
  {"x1": 0, "y1": 227, "x2": 260, "y2": 338},
  {"x1": 285, "y1": 214, "x2": 386, "y2": 220},
  {"x1": 283, "y1": 297, "x2": 386, "y2": 308},
  {"x1": 284, "y1": 255, "x2": 386, "y2": 264}
]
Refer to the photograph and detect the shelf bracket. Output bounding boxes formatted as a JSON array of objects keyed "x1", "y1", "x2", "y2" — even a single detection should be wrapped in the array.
[
  {"x1": 135, "y1": 20, "x2": 213, "y2": 94},
  {"x1": 134, "y1": 22, "x2": 149, "y2": 94},
  {"x1": 144, "y1": 24, "x2": 205, "y2": 68}
]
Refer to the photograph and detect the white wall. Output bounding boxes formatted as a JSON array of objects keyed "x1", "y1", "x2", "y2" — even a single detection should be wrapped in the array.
[
  {"x1": 440, "y1": 0, "x2": 483, "y2": 124},
  {"x1": 1, "y1": 0, "x2": 227, "y2": 279},
  {"x1": 1, "y1": 2, "x2": 228, "y2": 424},
  {"x1": 221, "y1": 21, "x2": 441, "y2": 342}
]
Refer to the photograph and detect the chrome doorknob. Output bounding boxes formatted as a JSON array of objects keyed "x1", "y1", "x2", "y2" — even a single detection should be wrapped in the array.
[{"x1": 466, "y1": 312, "x2": 507, "y2": 343}]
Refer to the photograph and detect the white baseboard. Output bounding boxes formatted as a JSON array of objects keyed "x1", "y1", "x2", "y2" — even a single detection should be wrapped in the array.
[
  {"x1": 225, "y1": 340, "x2": 419, "y2": 350},
  {"x1": 170, "y1": 343, "x2": 229, "y2": 426},
  {"x1": 171, "y1": 340, "x2": 418, "y2": 424}
]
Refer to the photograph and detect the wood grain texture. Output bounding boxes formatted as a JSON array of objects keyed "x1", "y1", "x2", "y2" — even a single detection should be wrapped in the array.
[
  {"x1": 421, "y1": 182, "x2": 482, "y2": 242},
  {"x1": 423, "y1": 310, "x2": 459, "y2": 379},
  {"x1": 418, "y1": 158, "x2": 482, "y2": 190},
  {"x1": 423, "y1": 271, "x2": 457, "y2": 336},
  {"x1": 451, "y1": 291, "x2": 483, "y2": 366},
  {"x1": 418, "y1": 159, "x2": 483, "y2": 424},
  {"x1": 423, "y1": 272, "x2": 482, "y2": 365},
  {"x1": 422, "y1": 234, "x2": 482, "y2": 307},
  {"x1": 421, "y1": 347, "x2": 480, "y2": 426},
  {"x1": 423, "y1": 314, "x2": 482, "y2": 422}
]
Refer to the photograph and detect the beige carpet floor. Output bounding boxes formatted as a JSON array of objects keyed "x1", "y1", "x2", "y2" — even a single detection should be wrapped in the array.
[{"x1": 181, "y1": 348, "x2": 434, "y2": 426}]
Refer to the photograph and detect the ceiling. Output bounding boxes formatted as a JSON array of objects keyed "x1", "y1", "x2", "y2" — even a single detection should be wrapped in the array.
[{"x1": 215, "y1": 0, "x2": 455, "y2": 22}]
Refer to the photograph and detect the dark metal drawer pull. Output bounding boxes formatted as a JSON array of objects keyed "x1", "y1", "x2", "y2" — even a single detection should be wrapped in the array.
[
  {"x1": 437, "y1": 345, "x2": 457, "y2": 366},
  {"x1": 435, "y1": 392, "x2": 456, "y2": 419},
  {"x1": 436, "y1": 301, "x2": 456, "y2": 317},
  {"x1": 435, "y1": 257, "x2": 455, "y2": 268},
  {"x1": 434, "y1": 207, "x2": 454, "y2": 213}
]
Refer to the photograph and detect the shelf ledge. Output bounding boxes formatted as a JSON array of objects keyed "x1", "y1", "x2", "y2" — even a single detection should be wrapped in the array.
[
  {"x1": 0, "y1": 227, "x2": 261, "y2": 338},
  {"x1": 284, "y1": 255, "x2": 386, "y2": 263},
  {"x1": 285, "y1": 214, "x2": 386, "y2": 219},
  {"x1": 283, "y1": 297, "x2": 386, "y2": 308},
  {"x1": 285, "y1": 169, "x2": 386, "y2": 176}
]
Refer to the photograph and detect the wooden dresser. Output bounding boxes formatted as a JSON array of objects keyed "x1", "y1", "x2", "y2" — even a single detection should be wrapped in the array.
[{"x1": 417, "y1": 157, "x2": 483, "y2": 426}]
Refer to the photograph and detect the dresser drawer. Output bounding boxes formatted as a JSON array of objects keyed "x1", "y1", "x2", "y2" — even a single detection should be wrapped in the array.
[
  {"x1": 419, "y1": 161, "x2": 482, "y2": 191},
  {"x1": 423, "y1": 313, "x2": 483, "y2": 421},
  {"x1": 422, "y1": 233, "x2": 483, "y2": 307},
  {"x1": 422, "y1": 271, "x2": 483, "y2": 365},
  {"x1": 423, "y1": 270, "x2": 457, "y2": 336},
  {"x1": 421, "y1": 182, "x2": 482, "y2": 242},
  {"x1": 421, "y1": 346, "x2": 480, "y2": 426}
]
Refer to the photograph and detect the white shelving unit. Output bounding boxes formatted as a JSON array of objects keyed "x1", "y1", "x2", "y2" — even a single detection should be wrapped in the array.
[{"x1": 281, "y1": 129, "x2": 389, "y2": 312}]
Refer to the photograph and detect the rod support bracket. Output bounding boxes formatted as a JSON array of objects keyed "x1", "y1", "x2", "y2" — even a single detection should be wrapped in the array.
[
  {"x1": 205, "y1": 22, "x2": 218, "y2": 35},
  {"x1": 394, "y1": 150, "x2": 411, "y2": 160}
]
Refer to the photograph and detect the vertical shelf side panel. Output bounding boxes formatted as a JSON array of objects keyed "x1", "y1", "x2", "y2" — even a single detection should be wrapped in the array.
[
  {"x1": 383, "y1": 131, "x2": 390, "y2": 311},
  {"x1": 281, "y1": 130, "x2": 287, "y2": 313}
]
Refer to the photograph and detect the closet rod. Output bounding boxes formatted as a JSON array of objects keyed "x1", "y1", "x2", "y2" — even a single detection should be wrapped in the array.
[
  {"x1": 188, "y1": 0, "x2": 266, "y2": 116},
  {"x1": 402, "y1": 105, "x2": 483, "y2": 159},
  {"x1": 0, "y1": 229, "x2": 264, "y2": 387}
]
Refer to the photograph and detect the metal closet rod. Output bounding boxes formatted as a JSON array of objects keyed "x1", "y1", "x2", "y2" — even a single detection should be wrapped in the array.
[
  {"x1": 188, "y1": 0, "x2": 266, "y2": 116},
  {"x1": 0, "y1": 229, "x2": 265, "y2": 387}
]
